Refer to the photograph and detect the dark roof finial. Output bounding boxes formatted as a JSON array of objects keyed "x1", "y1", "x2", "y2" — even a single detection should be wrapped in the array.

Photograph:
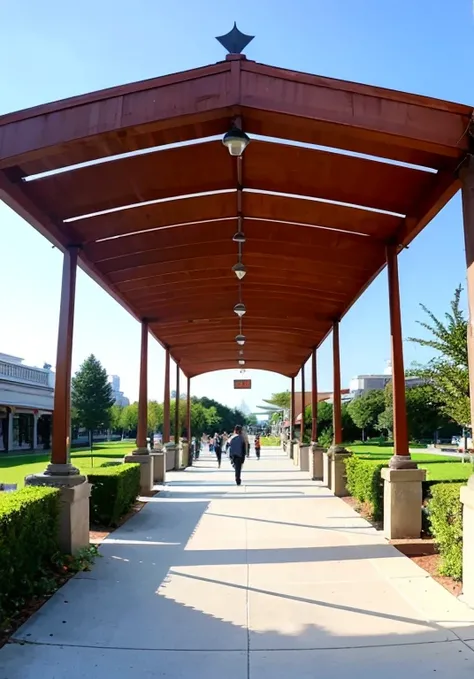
[{"x1": 216, "y1": 22, "x2": 254, "y2": 55}]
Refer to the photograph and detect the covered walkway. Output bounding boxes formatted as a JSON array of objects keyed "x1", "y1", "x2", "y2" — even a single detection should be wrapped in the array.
[{"x1": 3, "y1": 448, "x2": 474, "y2": 677}]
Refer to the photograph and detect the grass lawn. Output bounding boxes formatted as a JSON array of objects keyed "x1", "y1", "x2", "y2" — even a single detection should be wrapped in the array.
[
  {"x1": 420, "y1": 461, "x2": 474, "y2": 482},
  {"x1": 0, "y1": 441, "x2": 135, "y2": 487},
  {"x1": 348, "y1": 445, "x2": 457, "y2": 464}
]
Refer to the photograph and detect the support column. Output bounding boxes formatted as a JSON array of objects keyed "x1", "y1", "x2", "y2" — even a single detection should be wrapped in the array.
[
  {"x1": 186, "y1": 376, "x2": 192, "y2": 466},
  {"x1": 328, "y1": 321, "x2": 351, "y2": 496},
  {"x1": 163, "y1": 349, "x2": 171, "y2": 443},
  {"x1": 381, "y1": 244, "x2": 424, "y2": 539},
  {"x1": 135, "y1": 320, "x2": 148, "y2": 453},
  {"x1": 288, "y1": 376, "x2": 295, "y2": 459},
  {"x1": 25, "y1": 247, "x2": 91, "y2": 555},
  {"x1": 300, "y1": 362, "x2": 305, "y2": 443},
  {"x1": 386, "y1": 244, "x2": 413, "y2": 468},
  {"x1": 7, "y1": 410, "x2": 13, "y2": 452},
  {"x1": 32, "y1": 412, "x2": 38, "y2": 450},
  {"x1": 124, "y1": 320, "x2": 152, "y2": 492},
  {"x1": 459, "y1": 162, "x2": 474, "y2": 603},
  {"x1": 175, "y1": 362, "x2": 180, "y2": 443},
  {"x1": 310, "y1": 348, "x2": 324, "y2": 481},
  {"x1": 332, "y1": 321, "x2": 342, "y2": 446}
]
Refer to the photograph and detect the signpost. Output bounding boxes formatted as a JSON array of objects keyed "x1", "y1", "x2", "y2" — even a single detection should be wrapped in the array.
[{"x1": 234, "y1": 379, "x2": 252, "y2": 389}]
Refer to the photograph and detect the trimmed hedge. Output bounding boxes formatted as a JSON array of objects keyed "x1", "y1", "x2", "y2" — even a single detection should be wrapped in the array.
[
  {"x1": 0, "y1": 486, "x2": 60, "y2": 621},
  {"x1": 428, "y1": 483, "x2": 463, "y2": 580},
  {"x1": 85, "y1": 463, "x2": 140, "y2": 527},
  {"x1": 344, "y1": 456, "x2": 385, "y2": 520}
]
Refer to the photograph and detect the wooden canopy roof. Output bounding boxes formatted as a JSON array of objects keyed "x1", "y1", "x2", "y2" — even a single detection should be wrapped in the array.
[{"x1": 0, "y1": 55, "x2": 471, "y2": 378}]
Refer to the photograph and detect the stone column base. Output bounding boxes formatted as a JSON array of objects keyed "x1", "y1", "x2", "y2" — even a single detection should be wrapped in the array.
[
  {"x1": 123, "y1": 454, "x2": 153, "y2": 494},
  {"x1": 293, "y1": 444, "x2": 300, "y2": 467},
  {"x1": 164, "y1": 443, "x2": 177, "y2": 471},
  {"x1": 460, "y1": 476, "x2": 474, "y2": 606},
  {"x1": 309, "y1": 444, "x2": 325, "y2": 480},
  {"x1": 25, "y1": 473, "x2": 91, "y2": 554},
  {"x1": 323, "y1": 451, "x2": 332, "y2": 488},
  {"x1": 288, "y1": 440, "x2": 294, "y2": 459},
  {"x1": 151, "y1": 451, "x2": 166, "y2": 484},
  {"x1": 299, "y1": 444, "x2": 310, "y2": 472},
  {"x1": 329, "y1": 446, "x2": 352, "y2": 497},
  {"x1": 381, "y1": 467, "x2": 426, "y2": 539}
]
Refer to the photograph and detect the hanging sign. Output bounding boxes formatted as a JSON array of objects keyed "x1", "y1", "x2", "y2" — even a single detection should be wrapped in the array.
[{"x1": 234, "y1": 379, "x2": 251, "y2": 389}]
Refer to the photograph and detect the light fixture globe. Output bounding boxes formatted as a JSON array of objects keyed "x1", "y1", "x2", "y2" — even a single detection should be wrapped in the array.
[
  {"x1": 232, "y1": 262, "x2": 247, "y2": 280},
  {"x1": 235, "y1": 334, "x2": 246, "y2": 346},
  {"x1": 222, "y1": 127, "x2": 250, "y2": 157},
  {"x1": 233, "y1": 303, "x2": 246, "y2": 317},
  {"x1": 232, "y1": 231, "x2": 246, "y2": 243},
  {"x1": 238, "y1": 359, "x2": 246, "y2": 366}
]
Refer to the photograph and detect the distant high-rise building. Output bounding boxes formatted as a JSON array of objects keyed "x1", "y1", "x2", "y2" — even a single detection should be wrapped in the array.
[{"x1": 108, "y1": 374, "x2": 130, "y2": 407}]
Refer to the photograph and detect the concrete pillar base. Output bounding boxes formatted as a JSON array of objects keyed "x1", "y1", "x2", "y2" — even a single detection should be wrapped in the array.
[
  {"x1": 293, "y1": 444, "x2": 300, "y2": 467},
  {"x1": 181, "y1": 441, "x2": 190, "y2": 468},
  {"x1": 288, "y1": 440, "x2": 294, "y2": 459},
  {"x1": 131, "y1": 447, "x2": 149, "y2": 456},
  {"x1": 25, "y1": 464, "x2": 86, "y2": 488},
  {"x1": 25, "y1": 473, "x2": 91, "y2": 554},
  {"x1": 309, "y1": 443, "x2": 325, "y2": 480},
  {"x1": 151, "y1": 451, "x2": 166, "y2": 484},
  {"x1": 323, "y1": 451, "x2": 332, "y2": 488},
  {"x1": 123, "y1": 454, "x2": 153, "y2": 494},
  {"x1": 460, "y1": 476, "x2": 474, "y2": 606},
  {"x1": 329, "y1": 446, "x2": 352, "y2": 497},
  {"x1": 381, "y1": 467, "x2": 426, "y2": 539},
  {"x1": 164, "y1": 443, "x2": 177, "y2": 471},
  {"x1": 299, "y1": 444, "x2": 310, "y2": 472}
]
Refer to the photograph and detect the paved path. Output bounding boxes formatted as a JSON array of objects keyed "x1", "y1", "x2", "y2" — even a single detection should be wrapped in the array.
[{"x1": 2, "y1": 449, "x2": 474, "y2": 678}]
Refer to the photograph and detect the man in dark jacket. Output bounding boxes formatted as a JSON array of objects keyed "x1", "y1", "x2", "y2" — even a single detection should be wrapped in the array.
[{"x1": 228, "y1": 424, "x2": 246, "y2": 486}]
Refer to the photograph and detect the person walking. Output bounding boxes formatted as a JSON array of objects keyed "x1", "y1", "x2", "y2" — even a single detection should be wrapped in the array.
[
  {"x1": 255, "y1": 435, "x2": 261, "y2": 460},
  {"x1": 214, "y1": 431, "x2": 223, "y2": 468},
  {"x1": 228, "y1": 424, "x2": 247, "y2": 486}
]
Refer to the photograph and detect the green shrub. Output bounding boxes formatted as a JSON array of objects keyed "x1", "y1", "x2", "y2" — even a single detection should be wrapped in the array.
[
  {"x1": 428, "y1": 483, "x2": 463, "y2": 580},
  {"x1": 344, "y1": 456, "x2": 386, "y2": 520},
  {"x1": 85, "y1": 463, "x2": 140, "y2": 526},
  {"x1": 318, "y1": 430, "x2": 333, "y2": 448},
  {"x1": 260, "y1": 436, "x2": 280, "y2": 447},
  {"x1": 0, "y1": 486, "x2": 59, "y2": 621}
]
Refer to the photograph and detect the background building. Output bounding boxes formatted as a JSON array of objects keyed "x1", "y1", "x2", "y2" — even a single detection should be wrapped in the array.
[
  {"x1": 0, "y1": 353, "x2": 54, "y2": 452},
  {"x1": 349, "y1": 361, "x2": 424, "y2": 397},
  {"x1": 108, "y1": 374, "x2": 130, "y2": 407}
]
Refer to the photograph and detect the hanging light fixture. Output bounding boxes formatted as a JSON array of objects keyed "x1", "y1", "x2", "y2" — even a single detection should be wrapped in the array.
[
  {"x1": 222, "y1": 126, "x2": 250, "y2": 157},
  {"x1": 239, "y1": 349, "x2": 244, "y2": 356},
  {"x1": 232, "y1": 231, "x2": 246, "y2": 243},
  {"x1": 232, "y1": 262, "x2": 247, "y2": 280},
  {"x1": 235, "y1": 334, "x2": 246, "y2": 346},
  {"x1": 238, "y1": 359, "x2": 246, "y2": 366},
  {"x1": 234, "y1": 303, "x2": 246, "y2": 317}
]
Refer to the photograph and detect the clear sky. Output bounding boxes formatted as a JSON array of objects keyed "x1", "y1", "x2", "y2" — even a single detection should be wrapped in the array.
[{"x1": 1, "y1": 0, "x2": 473, "y2": 411}]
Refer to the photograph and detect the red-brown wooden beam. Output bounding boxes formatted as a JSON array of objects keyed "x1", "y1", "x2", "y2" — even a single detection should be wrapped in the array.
[
  {"x1": 175, "y1": 362, "x2": 180, "y2": 442},
  {"x1": 186, "y1": 376, "x2": 191, "y2": 445},
  {"x1": 51, "y1": 246, "x2": 78, "y2": 466},
  {"x1": 300, "y1": 363, "x2": 306, "y2": 443},
  {"x1": 332, "y1": 321, "x2": 343, "y2": 446},
  {"x1": 311, "y1": 348, "x2": 318, "y2": 443},
  {"x1": 460, "y1": 158, "x2": 474, "y2": 433},
  {"x1": 136, "y1": 320, "x2": 149, "y2": 451},
  {"x1": 163, "y1": 349, "x2": 171, "y2": 443},
  {"x1": 290, "y1": 376, "x2": 295, "y2": 442},
  {"x1": 386, "y1": 244, "x2": 410, "y2": 460}
]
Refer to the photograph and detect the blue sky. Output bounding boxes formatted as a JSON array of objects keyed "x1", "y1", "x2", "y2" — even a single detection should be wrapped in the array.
[{"x1": 1, "y1": 0, "x2": 473, "y2": 410}]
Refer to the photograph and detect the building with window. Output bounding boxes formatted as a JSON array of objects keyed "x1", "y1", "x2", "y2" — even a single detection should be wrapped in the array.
[
  {"x1": 108, "y1": 374, "x2": 130, "y2": 407},
  {"x1": 349, "y1": 361, "x2": 424, "y2": 397},
  {"x1": 0, "y1": 353, "x2": 54, "y2": 452}
]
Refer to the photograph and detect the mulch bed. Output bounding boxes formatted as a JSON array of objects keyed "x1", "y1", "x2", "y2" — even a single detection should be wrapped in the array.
[
  {"x1": 0, "y1": 492, "x2": 157, "y2": 648},
  {"x1": 341, "y1": 495, "x2": 463, "y2": 597}
]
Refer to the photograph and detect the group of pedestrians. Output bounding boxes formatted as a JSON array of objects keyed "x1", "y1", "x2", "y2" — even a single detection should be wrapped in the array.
[{"x1": 208, "y1": 426, "x2": 262, "y2": 485}]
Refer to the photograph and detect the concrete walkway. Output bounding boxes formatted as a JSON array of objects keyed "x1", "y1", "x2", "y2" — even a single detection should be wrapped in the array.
[{"x1": 2, "y1": 449, "x2": 474, "y2": 678}]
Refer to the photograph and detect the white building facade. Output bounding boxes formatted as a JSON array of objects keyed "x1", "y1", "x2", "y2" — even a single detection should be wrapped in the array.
[
  {"x1": 108, "y1": 374, "x2": 130, "y2": 407},
  {"x1": 0, "y1": 353, "x2": 54, "y2": 452},
  {"x1": 349, "y1": 361, "x2": 424, "y2": 398}
]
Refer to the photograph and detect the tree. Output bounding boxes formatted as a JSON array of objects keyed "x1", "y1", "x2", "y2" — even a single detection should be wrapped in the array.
[
  {"x1": 71, "y1": 355, "x2": 115, "y2": 443},
  {"x1": 120, "y1": 402, "x2": 138, "y2": 435},
  {"x1": 264, "y1": 391, "x2": 291, "y2": 409},
  {"x1": 109, "y1": 404, "x2": 123, "y2": 437},
  {"x1": 347, "y1": 390, "x2": 385, "y2": 440},
  {"x1": 247, "y1": 413, "x2": 258, "y2": 427},
  {"x1": 148, "y1": 400, "x2": 163, "y2": 434},
  {"x1": 409, "y1": 285, "x2": 470, "y2": 427}
]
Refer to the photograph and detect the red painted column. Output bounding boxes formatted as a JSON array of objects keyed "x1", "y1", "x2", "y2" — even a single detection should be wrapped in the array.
[
  {"x1": 332, "y1": 321, "x2": 342, "y2": 446},
  {"x1": 135, "y1": 320, "x2": 148, "y2": 451},
  {"x1": 174, "y1": 362, "x2": 180, "y2": 442},
  {"x1": 300, "y1": 362, "x2": 305, "y2": 443},
  {"x1": 163, "y1": 349, "x2": 171, "y2": 443},
  {"x1": 186, "y1": 376, "x2": 191, "y2": 443},
  {"x1": 386, "y1": 244, "x2": 410, "y2": 459},
  {"x1": 311, "y1": 348, "x2": 318, "y2": 442},
  {"x1": 290, "y1": 376, "x2": 295, "y2": 441},
  {"x1": 51, "y1": 246, "x2": 78, "y2": 466},
  {"x1": 461, "y1": 160, "x2": 474, "y2": 433}
]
